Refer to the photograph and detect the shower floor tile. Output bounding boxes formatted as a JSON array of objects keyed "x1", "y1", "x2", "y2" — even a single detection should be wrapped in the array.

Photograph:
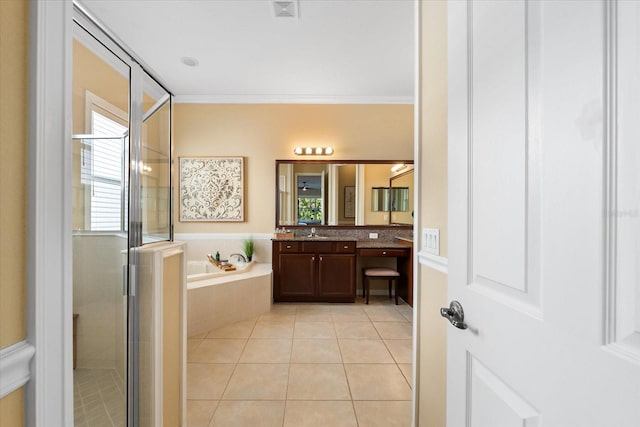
[{"x1": 74, "y1": 368, "x2": 125, "y2": 427}]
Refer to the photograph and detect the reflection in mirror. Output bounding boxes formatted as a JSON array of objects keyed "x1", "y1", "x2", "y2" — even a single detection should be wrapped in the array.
[
  {"x1": 371, "y1": 187, "x2": 390, "y2": 212},
  {"x1": 276, "y1": 160, "x2": 413, "y2": 227},
  {"x1": 389, "y1": 169, "x2": 414, "y2": 225},
  {"x1": 296, "y1": 174, "x2": 324, "y2": 225},
  {"x1": 391, "y1": 187, "x2": 410, "y2": 212}
]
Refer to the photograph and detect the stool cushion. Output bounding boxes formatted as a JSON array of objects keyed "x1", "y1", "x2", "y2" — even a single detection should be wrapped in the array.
[{"x1": 364, "y1": 267, "x2": 400, "y2": 277}]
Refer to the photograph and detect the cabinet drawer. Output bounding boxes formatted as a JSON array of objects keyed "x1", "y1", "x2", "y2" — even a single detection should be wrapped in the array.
[
  {"x1": 358, "y1": 248, "x2": 408, "y2": 257},
  {"x1": 335, "y1": 242, "x2": 356, "y2": 253},
  {"x1": 279, "y1": 242, "x2": 299, "y2": 252},
  {"x1": 301, "y1": 241, "x2": 334, "y2": 253}
]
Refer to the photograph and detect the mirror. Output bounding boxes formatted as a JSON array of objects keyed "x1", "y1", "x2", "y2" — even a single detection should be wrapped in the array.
[
  {"x1": 389, "y1": 169, "x2": 413, "y2": 225},
  {"x1": 276, "y1": 160, "x2": 413, "y2": 228}
]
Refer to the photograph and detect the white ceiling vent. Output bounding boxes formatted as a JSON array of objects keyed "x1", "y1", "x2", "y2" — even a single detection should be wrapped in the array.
[{"x1": 273, "y1": 0, "x2": 298, "y2": 18}]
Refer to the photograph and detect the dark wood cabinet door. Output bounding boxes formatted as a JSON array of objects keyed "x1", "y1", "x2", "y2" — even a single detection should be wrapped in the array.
[
  {"x1": 317, "y1": 254, "x2": 355, "y2": 298},
  {"x1": 278, "y1": 253, "x2": 316, "y2": 298}
]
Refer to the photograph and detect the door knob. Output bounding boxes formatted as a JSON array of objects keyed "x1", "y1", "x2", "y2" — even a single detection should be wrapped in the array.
[{"x1": 440, "y1": 300, "x2": 467, "y2": 330}]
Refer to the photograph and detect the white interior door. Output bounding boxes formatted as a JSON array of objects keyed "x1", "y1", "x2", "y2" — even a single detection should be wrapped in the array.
[{"x1": 447, "y1": 1, "x2": 640, "y2": 426}]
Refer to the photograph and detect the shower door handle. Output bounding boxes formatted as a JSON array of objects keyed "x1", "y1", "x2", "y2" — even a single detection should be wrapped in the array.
[{"x1": 122, "y1": 265, "x2": 127, "y2": 296}]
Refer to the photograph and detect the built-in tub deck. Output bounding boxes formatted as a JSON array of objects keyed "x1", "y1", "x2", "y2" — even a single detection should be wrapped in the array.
[{"x1": 187, "y1": 263, "x2": 272, "y2": 337}]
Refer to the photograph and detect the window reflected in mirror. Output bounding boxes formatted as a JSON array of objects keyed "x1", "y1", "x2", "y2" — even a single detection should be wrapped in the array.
[
  {"x1": 389, "y1": 169, "x2": 413, "y2": 225},
  {"x1": 296, "y1": 174, "x2": 324, "y2": 225},
  {"x1": 371, "y1": 187, "x2": 390, "y2": 212}
]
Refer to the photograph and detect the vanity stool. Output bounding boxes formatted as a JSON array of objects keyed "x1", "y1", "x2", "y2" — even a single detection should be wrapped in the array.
[{"x1": 362, "y1": 267, "x2": 401, "y2": 305}]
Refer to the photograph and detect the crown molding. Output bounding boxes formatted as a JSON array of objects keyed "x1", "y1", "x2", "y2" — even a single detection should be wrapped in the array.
[{"x1": 173, "y1": 94, "x2": 414, "y2": 105}]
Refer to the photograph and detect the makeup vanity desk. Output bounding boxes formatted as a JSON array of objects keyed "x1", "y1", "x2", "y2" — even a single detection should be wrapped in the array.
[{"x1": 356, "y1": 238, "x2": 413, "y2": 307}]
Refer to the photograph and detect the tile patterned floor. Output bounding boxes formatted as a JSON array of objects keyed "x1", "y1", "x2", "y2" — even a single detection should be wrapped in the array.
[
  {"x1": 187, "y1": 296, "x2": 414, "y2": 427},
  {"x1": 74, "y1": 368, "x2": 126, "y2": 427}
]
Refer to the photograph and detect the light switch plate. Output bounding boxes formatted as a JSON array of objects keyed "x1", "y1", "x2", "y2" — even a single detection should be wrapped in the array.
[
  {"x1": 423, "y1": 228, "x2": 440, "y2": 255},
  {"x1": 369, "y1": 232, "x2": 379, "y2": 239}
]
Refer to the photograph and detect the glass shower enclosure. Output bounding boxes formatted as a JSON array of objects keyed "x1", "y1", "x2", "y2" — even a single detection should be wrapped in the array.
[{"x1": 71, "y1": 6, "x2": 172, "y2": 426}]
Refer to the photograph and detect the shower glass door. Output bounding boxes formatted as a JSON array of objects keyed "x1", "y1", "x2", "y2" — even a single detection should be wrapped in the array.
[
  {"x1": 72, "y1": 23, "x2": 130, "y2": 427},
  {"x1": 141, "y1": 76, "x2": 171, "y2": 244}
]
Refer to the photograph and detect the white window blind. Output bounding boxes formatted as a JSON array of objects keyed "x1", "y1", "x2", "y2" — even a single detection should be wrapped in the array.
[{"x1": 85, "y1": 111, "x2": 127, "y2": 231}]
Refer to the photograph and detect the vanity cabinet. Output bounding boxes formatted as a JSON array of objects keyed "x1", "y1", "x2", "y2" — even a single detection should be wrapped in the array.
[{"x1": 273, "y1": 240, "x2": 356, "y2": 302}]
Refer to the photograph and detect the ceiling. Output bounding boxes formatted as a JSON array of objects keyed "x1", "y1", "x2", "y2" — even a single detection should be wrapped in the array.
[{"x1": 79, "y1": 0, "x2": 415, "y2": 104}]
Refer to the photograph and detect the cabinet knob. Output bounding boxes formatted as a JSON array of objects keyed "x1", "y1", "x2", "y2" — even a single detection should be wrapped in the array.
[
  {"x1": 286, "y1": 245, "x2": 292, "y2": 249},
  {"x1": 320, "y1": 256, "x2": 323, "y2": 261},
  {"x1": 383, "y1": 251, "x2": 387, "y2": 255},
  {"x1": 343, "y1": 245, "x2": 348, "y2": 249}
]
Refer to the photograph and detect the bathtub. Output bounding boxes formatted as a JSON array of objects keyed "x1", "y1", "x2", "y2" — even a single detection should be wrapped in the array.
[
  {"x1": 187, "y1": 262, "x2": 272, "y2": 337},
  {"x1": 187, "y1": 259, "x2": 255, "y2": 283}
]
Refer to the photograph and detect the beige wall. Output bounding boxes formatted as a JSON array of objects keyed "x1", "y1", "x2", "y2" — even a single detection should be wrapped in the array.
[
  {"x1": 72, "y1": 39, "x2": 129, "y2": 134},
  {"x1": 0, "y1": 0, "x2": 29, "y2": 423},
  {"x1": 417, "y1": 1, "x2": 448, "y2": 426},
  {"x1": 162, "y1": 253, "x2": 182, "y2": 427},
  {"x1": 173, "y1": 104, "x2": 413, "y2": 233},
  {"x1": 0, "y1": 389, "x2": 24, "y2": 427}
]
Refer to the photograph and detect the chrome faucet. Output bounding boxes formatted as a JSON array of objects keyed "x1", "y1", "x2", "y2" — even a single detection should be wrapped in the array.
[
  {"x1": 308, "y1": 227, "x2": 316, "y2": 238},
  {"x1": 229, "y1": 253, "x2": 247, "y2": 263}
]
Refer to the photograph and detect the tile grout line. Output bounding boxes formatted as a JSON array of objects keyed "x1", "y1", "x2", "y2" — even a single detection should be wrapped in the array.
[{"x1": 281, "y1": 304, "x2": 299, "y2": 426}]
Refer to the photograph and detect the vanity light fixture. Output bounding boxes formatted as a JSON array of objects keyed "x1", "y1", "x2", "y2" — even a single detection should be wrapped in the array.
[
  {"x1": 293, "y1": 146, "x2": 334, "y2": 156},
  {"x1": 391, "y1": 163, "x2": 407, "y2": 173}
]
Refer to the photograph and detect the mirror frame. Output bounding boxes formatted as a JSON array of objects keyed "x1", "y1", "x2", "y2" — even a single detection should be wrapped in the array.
[{"x1": 275, "y1": 159, "x2": 414, "y2": 229}]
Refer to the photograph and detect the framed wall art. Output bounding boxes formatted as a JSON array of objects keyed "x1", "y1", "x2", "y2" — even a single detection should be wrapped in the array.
[
  {"x1": 344, "y1": 185, "x2": 355, "y2": 218},
  {"x1": 179, "y1": 157, "x2": 245, "y2": 222}
]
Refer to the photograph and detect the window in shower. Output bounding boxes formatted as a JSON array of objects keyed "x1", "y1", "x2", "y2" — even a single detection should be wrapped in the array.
[{"x1": 80, "y1": 98, "x2": 128, "y2": 231}]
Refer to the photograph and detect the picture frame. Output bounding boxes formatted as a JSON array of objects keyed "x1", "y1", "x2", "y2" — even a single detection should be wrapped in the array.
[
  {"x1": 344, "y1": 185, "x2": 355, "y2": 218},
  {"x1": 179, "y1": 156, "x2": 245, "y2": 222}
]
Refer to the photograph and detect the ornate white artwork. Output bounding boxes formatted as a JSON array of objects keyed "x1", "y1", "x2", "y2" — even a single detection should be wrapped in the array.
[{"x1": 180, "y1": 157, "x2": 244, "y2": 222}]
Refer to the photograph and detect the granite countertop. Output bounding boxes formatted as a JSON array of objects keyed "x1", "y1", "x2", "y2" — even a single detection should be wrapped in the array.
[
  {"x1": 395, "y1": 236, "x2": 413, "y2": 244},
  {"x1": 356, "y1": 240, "x2": 409, "y2": 249},
  {"x1": 273, "y1": 237, "x2": 413, "y2": 248},
  {"x1": 273, "y1": 236, "x2": 355, "y2": 242}
]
